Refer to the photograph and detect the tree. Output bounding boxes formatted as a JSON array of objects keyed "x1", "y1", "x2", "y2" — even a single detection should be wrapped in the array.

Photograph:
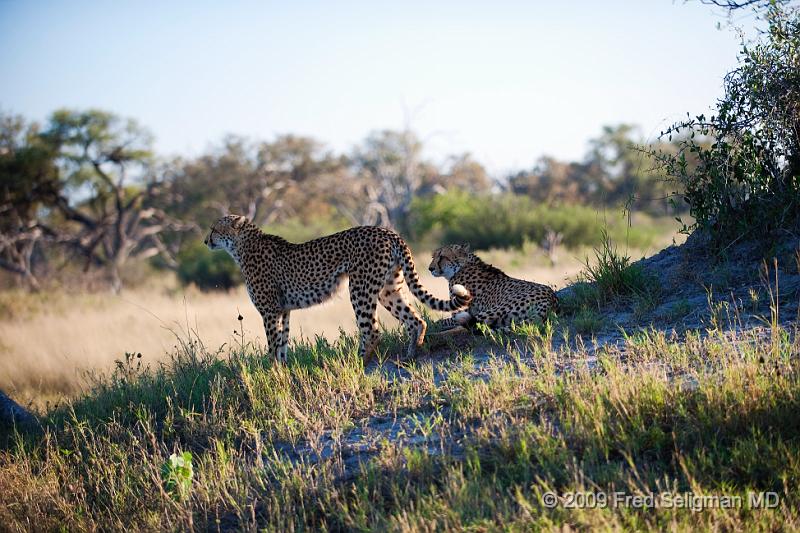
[
  {"x1": 446, "y1": 154, "x2": 492, "y2": 193},
  {"x1": 419, "y1": 153, "x2": 492, "y2": 195},
  {"x1": 0, "y1": 112, "x2": 60, "y2": 290},
  {"x1": 698, "y1": 0, "x2": 788, "y2": 11},
  {"x1": 587, "y1": 124, "x2": 678, "y2": 214},
  {"x1": 350, "y1": 129, "x2": 427, "y2": 230},
  {"x1": 167, "y1": 134, "x2": 349, "y2": 230},
  {"x1": 508, "y1": 156, "x2": 603, "y2": 204},
  {"x1": 41, "y1": 109, "x2": 189, "y2": 292},
  {"x1": 505, "y1": 126, "x2": 682, "y2": 215},
  {"x1": 656, "y1": 3, "x2": 800, "y2": 240}
]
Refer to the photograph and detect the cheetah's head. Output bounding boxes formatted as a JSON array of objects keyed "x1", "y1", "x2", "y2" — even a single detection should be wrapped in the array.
[
  {"x1": 205, "y1": 214, "x2": 249, "y2": 254},
  {"x1": 429, "y1": 243, "x2": 471, "y2": 280}
]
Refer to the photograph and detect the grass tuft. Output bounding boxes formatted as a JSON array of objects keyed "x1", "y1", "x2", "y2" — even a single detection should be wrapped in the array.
[
  {"x1": 581, "y1": 230, "x2": 657, "y2": 303},
  {"x1": 561, "y1": 230, "x2": 662, "y2": 329}
]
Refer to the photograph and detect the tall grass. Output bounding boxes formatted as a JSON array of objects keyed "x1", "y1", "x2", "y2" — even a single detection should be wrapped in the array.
[
  {"x1": 1, "y1": 317, "x2": 798, "y2": 530},
  {"x1": 561, "y1": 230, "x2": 661, "y2": 321}
]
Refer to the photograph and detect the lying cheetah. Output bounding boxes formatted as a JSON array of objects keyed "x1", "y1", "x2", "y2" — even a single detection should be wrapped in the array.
[
  {"x1": 205, "y1": 215, "x2": 471, "y2": 362},
  {"x1": 428, "y1": 243, "x2": 558, "y2": 332}
]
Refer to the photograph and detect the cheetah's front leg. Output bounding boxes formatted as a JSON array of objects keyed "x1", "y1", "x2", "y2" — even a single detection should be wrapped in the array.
[
  {"x1": 261, "y1": 312, "x2": 286, "y2": 363},
  {"x1": 277, "y1": 311, "x2": 291, "y2": 362}
]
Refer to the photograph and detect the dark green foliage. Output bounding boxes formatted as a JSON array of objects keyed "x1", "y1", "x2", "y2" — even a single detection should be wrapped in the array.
[
  {"x1": 558, "y1": 282, "x2": 601, "y2": 316},
  {"x1": 655, "y1": 4, "x2": 800, "y2": 244},
  {"x1": 570, "y1": 307, "x2": 604, "y2": 334},
  {"x1": 409, "y1": 191, "x2": 665, "y2": 251},
  {"x1": 176, "y1": 239, "x2": 241, "y2": 290},
  {"x1": 0, "y1": 114, "x2": 60, "y2": 223},
  {"x1": 0, "y1": 112, "x2": 61, "y2": 288}
]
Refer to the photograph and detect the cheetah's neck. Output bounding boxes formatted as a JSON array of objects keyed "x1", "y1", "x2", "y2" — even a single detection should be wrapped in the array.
[{"x1": 231, "y1": 228, "x2": 287, "y2": 266}]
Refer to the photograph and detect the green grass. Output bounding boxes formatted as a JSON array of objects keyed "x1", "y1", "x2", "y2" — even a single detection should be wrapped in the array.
[
  {"x1": 580, "y1": 230, "x2": 659, "y2": 304},
  {"x1": 561, "y1": 231, "x2": 662, "y2": 328},
  {"x1": 1, "y1": 318, "x2": 798, "y2": 530},
  {"x1": 570, "y1": 307, "x2": 604, "y2": 335}
]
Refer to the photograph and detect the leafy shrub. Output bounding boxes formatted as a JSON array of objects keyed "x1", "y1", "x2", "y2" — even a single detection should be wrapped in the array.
[
  {"x1": 176, "y1": 240, "x2": 241, "y2": 290},
  {"x1": 161, "y1": 451, "x2": 194, "y2": 501},
  {"x1": 409, "y1": 190, "x2": 663, "y2": 250},
  {"x1": 655, "y1": 4, "x2": 800, "y2": 244}
]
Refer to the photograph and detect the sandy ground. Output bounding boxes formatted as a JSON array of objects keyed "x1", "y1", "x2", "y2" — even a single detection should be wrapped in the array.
[{"x1": 0, "y1": 255, "x2": 588, "y2": 401}]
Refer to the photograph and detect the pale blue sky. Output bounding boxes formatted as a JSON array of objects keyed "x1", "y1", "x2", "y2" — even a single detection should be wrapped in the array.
[{"x1": 0, "y1": 1, "x2": 756, "y2": 174}]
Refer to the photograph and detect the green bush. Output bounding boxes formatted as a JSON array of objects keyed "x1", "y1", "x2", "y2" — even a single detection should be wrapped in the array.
[
  {"x1": 655, "y1": 4, "x2": 800, "y2": 244},
  {"x1": 409, "y1": 191, "x2": 663, "y2": 250},
  {"x1": 176, "y1": 240, "x2": 241, "y2": 290}
]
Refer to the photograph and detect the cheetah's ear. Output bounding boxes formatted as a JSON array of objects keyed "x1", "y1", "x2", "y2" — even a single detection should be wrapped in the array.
[
  {"x1": 231, "y1": 215, "x2": 247, "y2": 230},
  {"x1": 458, "y1": 243, "x2": 471, "y2": 253}
]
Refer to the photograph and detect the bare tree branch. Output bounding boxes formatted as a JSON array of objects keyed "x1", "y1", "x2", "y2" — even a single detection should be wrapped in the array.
[{"x1": 697, "y1": 0, "x2": 790, "y2": 11}]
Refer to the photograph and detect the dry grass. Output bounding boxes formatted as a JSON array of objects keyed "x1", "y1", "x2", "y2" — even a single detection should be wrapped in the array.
[{"x1": 0, "y1": 251, "x2": 588, "y2": 404}]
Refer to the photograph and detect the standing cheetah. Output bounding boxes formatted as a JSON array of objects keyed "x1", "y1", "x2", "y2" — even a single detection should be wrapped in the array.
[
  {"x1": 428, "y1": 243, "x2": 558, "y2": 332},
  {"x1": 205, "y1": 215, "x2": 471, "y2": 362}
]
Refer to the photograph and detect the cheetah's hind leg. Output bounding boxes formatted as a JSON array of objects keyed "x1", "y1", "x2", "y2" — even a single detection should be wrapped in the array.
[
  {"x1": 349, "y1": 277, "x2": 381, "y2": 363},
  {"x1": 379, "y1": 267, "x2": 427, "y2": 359}
]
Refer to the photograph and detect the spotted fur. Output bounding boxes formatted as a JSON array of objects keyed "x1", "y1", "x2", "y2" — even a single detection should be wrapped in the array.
[
  {"x1": 428, "y1": 243, "x2": 558, "y2": 331},
  {"x1": 205, "y1": 215, "x2": 471, "y2": 362}
]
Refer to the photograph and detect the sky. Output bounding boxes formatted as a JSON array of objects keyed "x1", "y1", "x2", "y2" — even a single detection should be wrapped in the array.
[{"x1": 0, "y1": 0, "x2": 760, "y2": 175}]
